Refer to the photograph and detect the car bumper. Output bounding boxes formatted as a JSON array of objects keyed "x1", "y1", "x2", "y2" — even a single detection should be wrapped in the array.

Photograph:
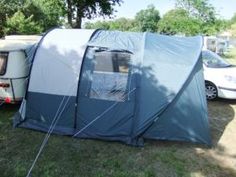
[{"x1": 217, "y1": 86, "x2": 236, "y2": 99}]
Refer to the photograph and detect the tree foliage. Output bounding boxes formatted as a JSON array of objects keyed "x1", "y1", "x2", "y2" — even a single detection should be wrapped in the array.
[
  {"x1": 0, "y1": 0, "x2": 122, "y2": 36},
  {"x1": 0, "y1": 0, "x2": 24, "y2": 36},
  {"x1": 84, "y1": 20, "x2": 111, "y2": 30},
  {"x1": 22, "y1": 0, "x2": 65, "y2": 30},
  {"x1": 158, "y1": 8, "x2": 228, "y2": 36},
  {"x1": 85, "y1": 5, "x2": 160, "y2": 32},
  {"x1": 175, "y1": 0, "x2": 216, "y2": 23},
  {"x1": 0, "y1": 0, "x2": 64, "y2": 37},
  {"x1": 109, "y1": 18, "x2": 136, "y2": 31},
  {"x1": 173, "y1": 0, "x2": 227, "y2": 35},
  {"x1": 134, "y1": 4, "x2": 160, "y2": 32},
  {"x1": 65, "y1": 0, "x2": 122, "y2": 28},
  {"x1": 0, "y1": 0, "x2": 230, "y2": 37},
  {"x1": 4, "y1": 11, "x2": 42, "y2": 35},
  {"x1": 158, "y1": 9, "x2": 201, "y2": 35},
  {"x1": 84, "y1": 18, "x2": 136, "y2": 31}
]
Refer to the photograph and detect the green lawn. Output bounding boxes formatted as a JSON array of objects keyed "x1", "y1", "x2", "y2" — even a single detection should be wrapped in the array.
[
  {"x1": 0, "y1": 101, "x2": 236, "y2": 177},
  {"x1": 1, "y1": 47, "x2": 236, "y2": 177}
]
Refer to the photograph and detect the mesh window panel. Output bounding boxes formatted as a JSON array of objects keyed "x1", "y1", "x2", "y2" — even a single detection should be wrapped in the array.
[{"x1": 89, "y1": 50, "x2": 132, "y2": 102}]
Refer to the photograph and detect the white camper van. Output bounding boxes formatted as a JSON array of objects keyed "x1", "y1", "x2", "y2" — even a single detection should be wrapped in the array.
[{"x1": 0, "y1": 36, "x2": 40, "y2": 104}]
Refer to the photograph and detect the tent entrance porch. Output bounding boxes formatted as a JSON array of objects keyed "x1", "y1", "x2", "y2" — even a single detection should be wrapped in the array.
[{"x1": 75, "y1": 47, "x2": 137, "y2": 142}]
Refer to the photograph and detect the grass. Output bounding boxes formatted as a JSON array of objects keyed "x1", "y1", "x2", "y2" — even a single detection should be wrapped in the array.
[
  {"x1": 0, "y1": 100, "x2": 236, "y2": 177},
  {"x1": 1, "y1": 47, "x2": 236, "y2": 177}
]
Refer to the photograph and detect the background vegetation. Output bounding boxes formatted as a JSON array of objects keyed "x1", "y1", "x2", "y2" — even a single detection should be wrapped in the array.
[
  {"x1": 84, "y1": 0, "x2": 230, "y2": 36},
  {"x1": 0, "y1": 0, "x2": 235, "y2": 37}
]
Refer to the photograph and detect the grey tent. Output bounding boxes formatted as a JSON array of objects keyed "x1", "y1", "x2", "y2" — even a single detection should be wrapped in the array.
[{"x1": 14, "y1": 29, "x2": 211, "y2": 146}]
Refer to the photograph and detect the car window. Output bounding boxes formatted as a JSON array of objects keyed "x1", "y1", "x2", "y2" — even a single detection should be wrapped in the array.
[{"x1": 202, "y1": 50, "x2": 231, "y2": 68}]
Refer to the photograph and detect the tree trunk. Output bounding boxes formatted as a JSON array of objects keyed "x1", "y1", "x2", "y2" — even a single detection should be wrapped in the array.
[
  {"x1": 66, "y1": 0, "x2": 73, "y2": 27},
  {"x1": 74, "y1": 16, "x2": 82, "y2": 28},
  {"x1": 74, "y1": 5, "x2": 83, "y2": 29}
]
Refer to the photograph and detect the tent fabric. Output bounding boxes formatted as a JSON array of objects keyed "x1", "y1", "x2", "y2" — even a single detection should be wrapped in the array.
[
  {"x1": 28, "y1": 29, "x2": 95, "y2": 96},
  {"x1": 14, "y1": 29, "x2": 211, "y2": 146}
]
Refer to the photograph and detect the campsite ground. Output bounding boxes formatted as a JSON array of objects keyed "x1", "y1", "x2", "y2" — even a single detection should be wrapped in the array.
[{"x1": 0, "y1": 49, "x2": 236, "y2": 177}]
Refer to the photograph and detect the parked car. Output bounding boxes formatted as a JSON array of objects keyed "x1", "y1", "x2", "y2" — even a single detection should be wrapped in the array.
[
  {"x1": 0, "y1": 37, "x2": 39, "y2": 104},
  {"x1": 202, "y1": 50, "x2": 236, "y2": 100}
]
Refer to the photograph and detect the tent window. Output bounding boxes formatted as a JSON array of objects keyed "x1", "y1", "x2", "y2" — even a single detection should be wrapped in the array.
[
  {"x1": 89, "y1": 49, "x2": 132, "y2": 102},
  {"x1": 0, "y1": 52, "x2": 8, "y2": 75}
]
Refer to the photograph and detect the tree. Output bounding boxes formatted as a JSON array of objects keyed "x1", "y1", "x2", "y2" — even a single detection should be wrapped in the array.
[
  {"x1": 0, "y1": 0, "x2": 25, "y2": 36},
  {"x1": 85, "y1": 4, "x2": 160, "y2": 32},
  {"x1": 175, "y1": 0, "x2": 217, "y2": 23},
  {"x1": 22, "y1": 0, "x2": 65, "y2": 30},
  {"x1": 158, "y1": 9, "x2": 201, "y2": 35},
  {"x1": 84, "y1": 20, "x2": 111, "y2": 30},
  {"x1": 109, "y1": 18, "x2": 136, "y2": 31},
  {"x1": 4, "y1": 11, "x2": 42, "y2": 35},
  {"x1": 202, "y1": 19, "x2": 228, "y2": 35},
  {"x1": 174, "y1": 0, "x2": 226, "y2": 35},
  {"x1": 84, "y1": 18, "x2": 136, "y2": 31},
  {"x1": 0, "y1": 0, "x2": 64, "y2": 37},
  {"x1": 134, "y1": 4, "x2": 160, "y2": 32},
  {"x1": 65, "y1": 0, "x2": 122, "y2": 28}
]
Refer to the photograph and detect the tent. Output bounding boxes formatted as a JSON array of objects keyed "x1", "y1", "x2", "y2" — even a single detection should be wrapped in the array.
[{"x1": 14, "y1": 29, "x2": 211, "y2": 146}]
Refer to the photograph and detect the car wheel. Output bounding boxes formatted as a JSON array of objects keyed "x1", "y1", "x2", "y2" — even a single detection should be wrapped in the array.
[{"x1": 205, "y1": 81, "x2": 218, "y2": 100}]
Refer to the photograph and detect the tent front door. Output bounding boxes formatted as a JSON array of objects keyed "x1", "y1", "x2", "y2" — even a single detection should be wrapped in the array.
[{"x1": 75, "y1": 47, "x2": 136, "y2": 140}]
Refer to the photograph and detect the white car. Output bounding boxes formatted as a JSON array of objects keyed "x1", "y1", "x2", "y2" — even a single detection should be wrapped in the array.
[{"x1": 202, "y1": 50, "x2": 236, "y2": 100}]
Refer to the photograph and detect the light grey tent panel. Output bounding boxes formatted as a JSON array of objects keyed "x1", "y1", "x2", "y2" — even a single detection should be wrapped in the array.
[{"x1": 29, "y1": 29, "x2": 95, "y2": 96}]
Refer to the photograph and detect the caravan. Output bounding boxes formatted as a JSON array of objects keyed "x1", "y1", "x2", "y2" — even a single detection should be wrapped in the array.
[
  {"x1": 203, "y1": 36, "x2": 228, "y2": 55},
  {"x1": 0, "y1": 36, "x2": 40, "y2": 104}
]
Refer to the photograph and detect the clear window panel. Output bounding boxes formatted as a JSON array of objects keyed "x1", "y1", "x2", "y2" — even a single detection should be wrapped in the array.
[{"x1": 89, "y1": 50, "x2": 131, "y2": 102}]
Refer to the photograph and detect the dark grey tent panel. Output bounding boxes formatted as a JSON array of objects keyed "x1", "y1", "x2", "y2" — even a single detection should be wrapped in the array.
[
  {"x1": 14, "y1": 29, "x2": 211, "y2": 146},
  {"x1": 143, "y1": 58, "x2": 211, "y2": 144}
]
